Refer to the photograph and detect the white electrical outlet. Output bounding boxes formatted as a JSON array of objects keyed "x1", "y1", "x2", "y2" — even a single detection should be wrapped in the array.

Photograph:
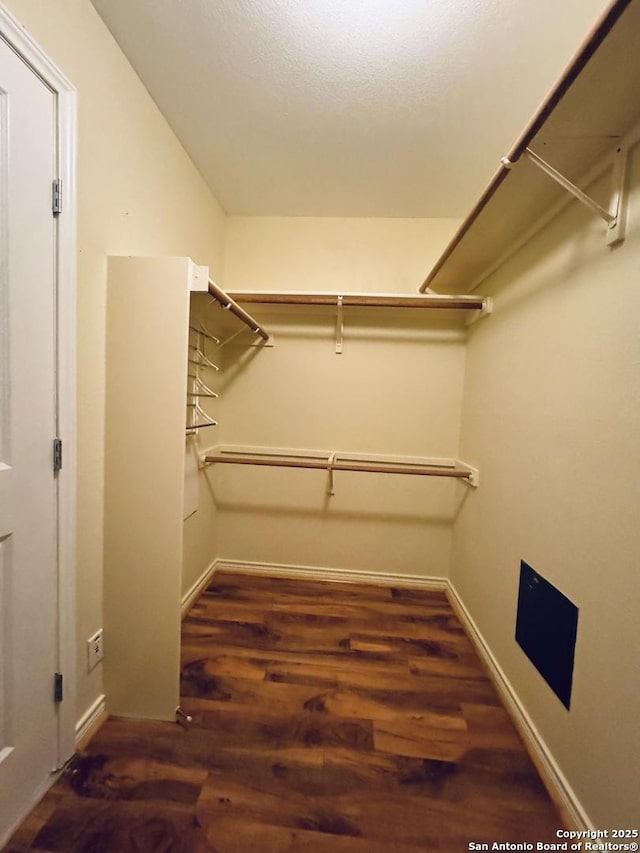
[{"x1": 87, "y1": 628, "x2": 104, "y2": 670}]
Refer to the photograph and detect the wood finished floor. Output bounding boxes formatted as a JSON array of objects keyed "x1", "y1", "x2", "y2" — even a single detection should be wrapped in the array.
[{"x1": 4, "y1": 572, "x2": 564, "y2": 852}]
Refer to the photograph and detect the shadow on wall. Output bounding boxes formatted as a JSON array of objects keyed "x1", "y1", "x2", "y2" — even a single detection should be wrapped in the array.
[
  {"x1": 476, "y1": 181, "x2": 623, "y2": 321},
  {"x1": 214, "y1": 340, "x2": 268, "y2": 394},
  {"x1": 204, "y1": 481, "x2": 472, "y2": 527}
]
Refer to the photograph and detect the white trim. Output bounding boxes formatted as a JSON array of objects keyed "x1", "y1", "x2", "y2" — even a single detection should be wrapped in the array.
[
  {"x1": 0, "y1": 768, "x2": 58, "y2": 851},
  {"x1": 54, "y1": 79, "x2": 77, "y2": 771},
  {"x1": 181, "y1": 560, "x2": 217, "y2": 617},
  {"x1": 75, "y1": 694, "x2": 106, "y2": 749},
  {"x1": 446, "y1": 581, "x2": 592, "y2": 831},
  {"x1": 213, "y1": 558, "x2": 448, "y2": 591},
  {"x1": 0, "y1": 2, "x2": 77, "y2": 769},
  {"x1": 0, "y1": 6, "x2": 73, "y2": 90}
]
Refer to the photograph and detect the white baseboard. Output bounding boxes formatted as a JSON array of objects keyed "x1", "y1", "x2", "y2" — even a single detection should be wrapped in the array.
[
  {"x1": 75, "y1": 693, "x2": 107, "y2": 749},
  {"x1": 446, "y1": 581, "x2": 591, "y2": 831},
  {"x1": 181, "y1": 560, "x2": 217, "y2": 617},
  {"x1": 213, "y1": 557, "x2": 447, "y2": 591}
]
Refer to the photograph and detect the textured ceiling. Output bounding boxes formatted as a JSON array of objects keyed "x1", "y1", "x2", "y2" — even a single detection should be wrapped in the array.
[{"x1": 90, "y1": 0, "x2": 610, "y2": 217}]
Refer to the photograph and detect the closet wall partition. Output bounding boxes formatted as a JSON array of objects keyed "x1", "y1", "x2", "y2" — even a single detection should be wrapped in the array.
[{"x1": 103, "y1": 256, "x2": 209, "y2": 720}]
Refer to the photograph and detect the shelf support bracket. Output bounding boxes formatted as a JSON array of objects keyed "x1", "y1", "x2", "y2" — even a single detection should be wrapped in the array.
[
  {"x1": 605, "y1": 144, "x2": 627, "y2": 246},
  {"x1": 466, "y1": 296, "x2": 493, "y2": 327},
  {"x1": 525, "y1": 147, "x2": 627, "y2": 244},
  {"x1": 335, "y1": 296, "x2": 344, "y2": 355},
  {"x1": 457, "y1": 461, "x2": 479, "y2": 488},
  {"x1": 327, "y1": 452, "x2": 336, "y2": 496}
]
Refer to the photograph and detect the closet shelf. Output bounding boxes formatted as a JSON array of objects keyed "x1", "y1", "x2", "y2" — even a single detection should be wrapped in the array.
[
  {"x1": 227, "y1": 290, "x2": 487, "y2": 312},
  {"x1": 208, "y1": 280, "x2": 270, "y2": 341},
  {"x1": 420, "y1": 0, "x2": 640, "y2": 295},
  {"x1": 188, "y1": 282, "x2": 273, "y2": 436},
  {"x1": 202, "y1": 446, "x2": 479, "y2": 489}
]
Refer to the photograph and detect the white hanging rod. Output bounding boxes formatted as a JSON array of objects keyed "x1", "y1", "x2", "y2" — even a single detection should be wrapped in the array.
[
  {"x1": 227, "y1": 290, "x2": 486, "y2": 311},
  {"x1": 203, "y1": 447, "x2": 478, "y2": 486},
  {"x1": 208, "y1": 280, "x2": 270, "y2": 341}
]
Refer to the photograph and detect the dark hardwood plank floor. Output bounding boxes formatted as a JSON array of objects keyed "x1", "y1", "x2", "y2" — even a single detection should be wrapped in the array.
[{"x1": 3, "y1": 572, "x2": 564, "y2": 852}]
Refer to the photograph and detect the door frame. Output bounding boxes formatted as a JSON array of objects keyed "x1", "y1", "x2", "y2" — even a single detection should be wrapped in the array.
[{"x1": 0, "y1": 3, "x2": 77, "y2": 767}]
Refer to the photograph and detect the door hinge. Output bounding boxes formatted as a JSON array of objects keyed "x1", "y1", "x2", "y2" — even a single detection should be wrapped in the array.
[
  {"x1": 52, "y1": 179, "x2": 62, "y2": 215},
  {"x1": 53, "y1": 438, "x2": 62, "y2": 473},
  {"x1": 54, "y1": 672, "x2": 63, "y2": 703}
]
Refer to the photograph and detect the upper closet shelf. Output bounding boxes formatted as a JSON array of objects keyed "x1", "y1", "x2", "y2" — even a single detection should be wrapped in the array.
[
  {"x1": 228, "y1": 290, "x2": 488, "y2": 312},
  {"x1": 420, "y1": 0, "x2": 640, "y2": 296},
  {"x1": 227, "y1": 291, "x2": 490, "y2": 352}
]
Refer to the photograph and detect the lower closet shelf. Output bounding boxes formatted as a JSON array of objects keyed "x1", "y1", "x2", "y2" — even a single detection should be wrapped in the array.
[{"x1": 201, "y1": 446, "x2": 479, "y2": 487}]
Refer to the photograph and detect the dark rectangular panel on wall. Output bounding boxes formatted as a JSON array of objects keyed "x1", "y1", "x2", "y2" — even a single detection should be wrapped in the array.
[{"x1": 515, "y1": 561, "x2": 578, "y2": 709}]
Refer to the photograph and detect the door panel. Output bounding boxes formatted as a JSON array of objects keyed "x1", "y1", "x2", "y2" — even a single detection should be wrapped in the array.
[{"x1": 0, "y1": 34, "x2": 59, "y2": 835}]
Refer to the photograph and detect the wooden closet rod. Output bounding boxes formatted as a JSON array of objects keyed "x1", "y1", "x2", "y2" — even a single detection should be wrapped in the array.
[
  {"x1": 204, "y1": 452, "x2": 472, "y2": 480},
  {"x1": 208, "y1": 281, "x2": 270, "y2": 341},
  {"x1": 418, "y1": 0, "x2": 633, "y2": 293},
  {"x1": 228, "y1": 291, "x2": 485, "y2": 311}
]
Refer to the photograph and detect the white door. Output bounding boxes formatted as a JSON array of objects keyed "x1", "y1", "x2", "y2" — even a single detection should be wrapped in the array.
[{"x1": 0, "y1": 33, "x2": 60, "y2": 836}]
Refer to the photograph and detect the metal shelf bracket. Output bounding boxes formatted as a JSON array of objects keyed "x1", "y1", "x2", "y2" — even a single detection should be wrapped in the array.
[
  {"x1": 466, "y1": 297, "x2": 493, "y2": 327},
  {"x1": 327, "y1": 451, "x2": 336, "y2": 496},
  {"x1": 606, "y1": 144, "x2": 627, "y2": 246},
  {"x1": 525, "y1": 146, "x2": 627, "y2": 244},
  {"x1": 457, "y1": 461, "x2": 480, "y2": 488},
  {"x1": 335, "y1": 296, "x2": 344, "y2": 354}
]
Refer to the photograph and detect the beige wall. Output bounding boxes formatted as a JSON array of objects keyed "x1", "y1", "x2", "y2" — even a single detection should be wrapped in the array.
[
  {"x1": 451, "y1": 149, "x2": 640, "y2": 825},
  {"x1": 213, "y1": 217, "x2": 467, "y2": 578},
  {"x1": 5, "y1": 0, "x2": 226, "y2": 720},
  {"x1": 223, "y1": 216, "x2": 460, "y2": 293},
  {"x1": 210, "y1": 325, "x2": 466, "y2": 578}
]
